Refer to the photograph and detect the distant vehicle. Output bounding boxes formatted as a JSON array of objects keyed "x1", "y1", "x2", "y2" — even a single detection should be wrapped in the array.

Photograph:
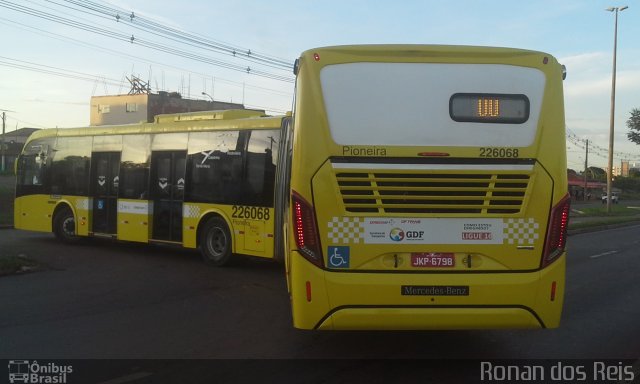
[{"x1": 602, "y1": 192, "x2": 620, "y2": 204}]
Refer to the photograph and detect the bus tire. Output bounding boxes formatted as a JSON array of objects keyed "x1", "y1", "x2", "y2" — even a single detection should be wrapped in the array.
[
  {"x1": 53, "y1": 206, "x2": 80, "y2": 244},
  {"x1": 199, "y1": 217, "x2": 232, "y2": 267}
]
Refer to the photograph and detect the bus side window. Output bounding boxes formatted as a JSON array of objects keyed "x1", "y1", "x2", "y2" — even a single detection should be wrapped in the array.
[
  {"x1": 16, "y1": 139, "x2": 53, "y2": 197},
  {"x1": 245, "y1": 130, "x2": 279, "y2": 207},
  {"x1": 50, "y1": 136, "x2": 91, "y2": 196},
  {"x1": 186, "y1": 130, "x2": 241, "y2": 204},
  {"x1": 120, "y1": 135, "x2": 150, "y2": 200}
]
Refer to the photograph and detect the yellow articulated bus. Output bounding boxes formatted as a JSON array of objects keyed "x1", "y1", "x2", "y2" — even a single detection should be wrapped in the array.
[
  {"x1": 15, "y1": 109, "x2": 290, "y2": 266},
  {"x1": 286, "y1": 45, "x2": 569, "y2": 330}
]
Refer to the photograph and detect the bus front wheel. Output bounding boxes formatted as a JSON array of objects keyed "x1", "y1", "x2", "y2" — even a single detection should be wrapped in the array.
[
  {"x1": 53, "y1": 206, "x2": 80, "y2": 244},
  {"x1": 199, "y1": 217, "x2": 232, "y2": 267}
]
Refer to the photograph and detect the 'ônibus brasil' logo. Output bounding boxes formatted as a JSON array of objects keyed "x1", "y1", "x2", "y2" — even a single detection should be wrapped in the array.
[{"x1": 389, "y1": 228, "x2": 405, "y2": 242}]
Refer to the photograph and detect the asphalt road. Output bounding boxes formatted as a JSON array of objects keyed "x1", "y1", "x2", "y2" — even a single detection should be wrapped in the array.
[{"x1": 1, "y1": 226, "x2": 639, "y2": 382}]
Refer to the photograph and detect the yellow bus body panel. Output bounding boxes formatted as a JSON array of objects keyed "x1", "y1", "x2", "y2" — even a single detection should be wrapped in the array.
[
  {"x1": 15, "y1": 195, "x2": 53, "y2": 233},
  {"x1": 14, "y1": 195, "x2": 90, "y2": 236},
  {"x1": 291, "y1": 252, "x2": 565, "y2": 330},
  {"x1": 117, "y1": 199, "x2": 152, "y2": 243}
]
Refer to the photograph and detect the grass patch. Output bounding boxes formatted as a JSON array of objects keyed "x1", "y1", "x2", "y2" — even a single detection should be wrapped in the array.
[
  {"x1": 575, "y1": 204, "x2": 640, "y2": 217},
  {"x1": 0, "y1": 255, "x2": 39, "y2": 276},
  {"x1": 568, "y1": 216, "x2": 640, "y2": 230}
]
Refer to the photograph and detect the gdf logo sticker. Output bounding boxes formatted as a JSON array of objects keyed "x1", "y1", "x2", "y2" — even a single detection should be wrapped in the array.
[{"x1": 389, "y1": 228, "x2": 405, "y2": 242}]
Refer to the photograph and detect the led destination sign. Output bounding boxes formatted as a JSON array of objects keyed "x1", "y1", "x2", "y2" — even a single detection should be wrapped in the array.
[{"x1": 450, "y1": 93, "x2": 530, "y2": 124}]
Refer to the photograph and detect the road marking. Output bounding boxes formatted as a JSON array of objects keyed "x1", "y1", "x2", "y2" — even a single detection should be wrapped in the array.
[
  {"x1": 97, "y1": 372, "x2": 153, "y2": 384},
  {"x1": 590, "y1": 250, "x2": 619, "y2": 259}
]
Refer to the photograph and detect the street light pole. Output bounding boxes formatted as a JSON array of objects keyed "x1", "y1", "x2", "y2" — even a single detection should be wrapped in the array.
[
  {"x1": 201, "y1": 92, "x2": 214, "y2": 102},
  {"x1": 605, "y1": 5, "x2": 628, "y2": 213},
  {"x1": 1, "y1": 112, "x2": 5, "y2": 172}
]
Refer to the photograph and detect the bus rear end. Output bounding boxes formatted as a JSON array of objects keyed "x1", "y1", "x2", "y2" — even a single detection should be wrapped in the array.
[{"x1": 287, "y1": 45, "x2": 568, "y2": 330}]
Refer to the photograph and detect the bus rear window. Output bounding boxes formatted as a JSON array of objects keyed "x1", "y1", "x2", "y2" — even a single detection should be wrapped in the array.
[
  {"x1": 320, "y1": 63, "x2": 545, "y2": 147},
  {"x1": 450, "y1": 93, "x2": 530, "y2": 124}
]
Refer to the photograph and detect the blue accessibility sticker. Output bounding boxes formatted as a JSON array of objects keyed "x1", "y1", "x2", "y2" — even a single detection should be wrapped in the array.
[{"x1": 328, "y1": 246, "x2": 350, "y2": 268}]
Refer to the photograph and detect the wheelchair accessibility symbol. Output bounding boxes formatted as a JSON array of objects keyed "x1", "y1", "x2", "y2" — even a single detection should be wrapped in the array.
[{"x1": 328, "y1": 246, "x2": 350, "y2": 268}]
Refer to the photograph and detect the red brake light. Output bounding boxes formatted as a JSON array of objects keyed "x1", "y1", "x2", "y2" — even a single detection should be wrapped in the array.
[
  {"x1": 292, "y1": 191, "x2": 323, "y2": 267},
  {"x1": 541, "y1": 193, "x2": 570, "y2": 268}
]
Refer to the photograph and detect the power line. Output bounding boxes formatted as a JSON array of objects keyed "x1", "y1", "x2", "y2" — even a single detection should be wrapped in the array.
[
  {"x1": 55, "y1": 0, "x2": 294, "y2": 70},
  {"x1": 0, "y1": 55, "x2": 123, "y2": 86},
  {"x1": 0, "y1": 0, "x2": 294, "y2": 83},
  {"x1": 566, "y1": 128, "x2": 640, "y2": 163},
  {"x1": 0, "y1": 16, "x2": 292, "y2": 98}
]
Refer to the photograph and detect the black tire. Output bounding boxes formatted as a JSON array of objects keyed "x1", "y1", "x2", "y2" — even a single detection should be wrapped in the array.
[
  {"x1": 199, "y1": 217, "x2": 232, "y2": 267},
  {"x1": 53, "y1": 206, "x2": 80, "y2": 244}
]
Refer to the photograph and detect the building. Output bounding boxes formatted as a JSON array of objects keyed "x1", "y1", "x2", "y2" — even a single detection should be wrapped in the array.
[
  {"x1": 621, "y1": 161, "x2": 629, "y2": 177},
  {"x1": 90, "y1": 92, "x2": 244, "y2": 126},
  {"x1": 0, "y1": 127, "x2": 40, "y2": 172},
  {"x1": 604, "y1": 165, "x2": 623, "y2": 178},
  {"x1": 567, "y1": 170, "x2": 606, "y2": 201}
]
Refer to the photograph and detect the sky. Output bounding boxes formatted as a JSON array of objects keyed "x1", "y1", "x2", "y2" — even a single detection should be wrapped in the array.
[{"x1": 1, "y1": 0, "x2": 639, "y2": 171}]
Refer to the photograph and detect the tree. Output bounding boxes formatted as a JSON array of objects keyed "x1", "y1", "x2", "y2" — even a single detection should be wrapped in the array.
[
  {"x1": 627, "y1": 108, "x2": 640, "y2": 145},
  {"x1": 587, "y1": 166, "x2": 606, "y2": 181},
  {"x1": 614, "y1": 176, "x2": 640, "y2": 192}
]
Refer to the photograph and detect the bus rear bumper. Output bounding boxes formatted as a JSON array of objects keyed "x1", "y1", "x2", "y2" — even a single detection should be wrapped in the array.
[
  {"x1": 316, "y1": 306, "x2": 543, "y2": 330},
  {"x1": 289, "y1": 252, "x2": 565, "y2": 330}
]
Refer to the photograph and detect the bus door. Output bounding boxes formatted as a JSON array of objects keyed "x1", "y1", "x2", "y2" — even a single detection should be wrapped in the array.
[
  {"x1": 273, "y1": 117, "x2": 292, "y2": 262},
  {"x1": 150, "y1": 151, "x2": 186, "y2": 242},
  {"x1": 90, "y1": 152, "x2": 120, "y2": 235}
]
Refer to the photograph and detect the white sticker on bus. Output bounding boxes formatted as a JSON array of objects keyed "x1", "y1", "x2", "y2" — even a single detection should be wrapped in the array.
[
  {"x1": 327, "y1": 217, "x2": 539, "y2": 246},
  {"x1": 118, "y1": 201, "x2": 150, "y2": 215}
]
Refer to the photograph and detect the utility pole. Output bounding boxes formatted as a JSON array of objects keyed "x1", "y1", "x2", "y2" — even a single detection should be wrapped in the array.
[
  {"x1": 605, "y1": 5, "x2": 629, "y2": 213},
  {"x1": 0, "y1": 108, "x2": 17, "y2": 172},
  {"x1": 1, "y1": 112, "x2": 5, "y2": 172},
  {"x1": 583, "y1": 139, "x2": 589, "y2": 200}
]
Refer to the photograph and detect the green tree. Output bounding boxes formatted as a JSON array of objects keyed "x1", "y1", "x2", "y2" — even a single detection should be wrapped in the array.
[
  {"x1": 587, "y1": 166, "x2": 606, "y2": 181},
  {"x1": 614, "y1": 176, "x2": 640, "y2": 192},
  {"x1": 627, "y1": 108, "x2": 640, "y2": 145}
]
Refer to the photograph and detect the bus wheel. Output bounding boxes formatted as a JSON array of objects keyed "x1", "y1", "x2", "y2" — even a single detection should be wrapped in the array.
[
  {"x1": 200, "y1": 217, "x2": 232, "y2": 266},
  {"x1": 53, "y1": 207, "x2": 80, "y2": 244}
]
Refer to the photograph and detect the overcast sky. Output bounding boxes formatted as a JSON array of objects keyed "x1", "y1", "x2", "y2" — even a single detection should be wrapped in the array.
[{"x1": 1, "y1": 0, "x2": 639, "y2": 169}]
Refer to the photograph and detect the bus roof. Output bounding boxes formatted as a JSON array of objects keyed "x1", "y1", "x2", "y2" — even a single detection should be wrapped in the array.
[
  {"x1": 25, "y1": 109, "x2": 286, "y2": 142},
  {"x1": 301, "y1": 44, "x2": 554, "y2": 58},
  {"x1": 295, "y1": 45, "x2": 560, "y2": 76}
]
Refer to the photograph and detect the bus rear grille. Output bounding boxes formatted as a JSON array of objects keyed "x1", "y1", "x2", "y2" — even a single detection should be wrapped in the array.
[{"x1": 336, "y1": 171, "x2": 531, "y2": 215}]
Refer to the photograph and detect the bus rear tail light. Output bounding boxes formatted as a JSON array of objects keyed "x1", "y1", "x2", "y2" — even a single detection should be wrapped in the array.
[
  {"x1": 541, "y1": 194, "x2": 570, "y2": 268},
  {"x1": 292, "y1": 191, "x2": 323, "y2": 267}
]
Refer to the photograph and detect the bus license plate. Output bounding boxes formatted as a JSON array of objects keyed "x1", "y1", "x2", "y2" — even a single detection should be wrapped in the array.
[{"x1": 411, "y1": 253, "x2": 455, "y2": 267}]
